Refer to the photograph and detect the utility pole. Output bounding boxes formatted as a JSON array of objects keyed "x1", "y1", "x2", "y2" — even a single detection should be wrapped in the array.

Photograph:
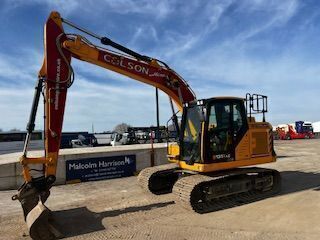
[{"x1": 155, "y1": 88, "x2": 161, "y2": 142}]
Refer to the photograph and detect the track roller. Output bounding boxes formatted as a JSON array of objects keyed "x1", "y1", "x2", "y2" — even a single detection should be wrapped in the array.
[{"x1": 173, "y1": 168, "x2": 281, "y2": 213}]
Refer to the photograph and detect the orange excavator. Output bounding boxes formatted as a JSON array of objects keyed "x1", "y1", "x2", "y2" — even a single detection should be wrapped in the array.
[{"x1": 13, "y1": 12, "x2": 280, "y2": 239}]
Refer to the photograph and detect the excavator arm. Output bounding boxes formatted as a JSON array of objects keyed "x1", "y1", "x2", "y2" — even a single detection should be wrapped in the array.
[{"x1": 13, "y1": 11, "x2": 196, "y2": 239}]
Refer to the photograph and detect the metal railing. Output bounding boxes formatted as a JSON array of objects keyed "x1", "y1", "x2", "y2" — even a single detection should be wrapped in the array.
[{"x1": 245, "y1": 93, "x2": 268, "y2": 122}]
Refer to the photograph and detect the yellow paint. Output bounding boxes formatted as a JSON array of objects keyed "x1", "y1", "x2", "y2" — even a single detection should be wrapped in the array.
[
  {"x1": 235, "y1": 133, "x2": 250, "y2": 160},
  {"x1": 200, "y1": 121, "x2": 205, "y2": 161},
  {"x1": 177, "y1": 120, "x2": 275, "y2": 173},
  {"x1": 22, "y1": 167, "x2": 32, "y2": 182},
  {"x1": 66, "y1": 179, "x2": 81, "y2": 184},
  {"x1": 178, "y1": 155, "x2": 275, "y2": 173},
  {"x1": 187, "y1": 119, "x2": 197, "y2": 139},
  {"x1": 251, "y1": 136, "x2": 257, "y2": 148},
  {"x1": 20, "y1": 157, "x2": 47, "y2": 164},
  {"x1": 19, "y1": 152, "x2": 57, "y2": 182},
  {"x1": 20, "y1": 155, "x2": 47, "y2": 182},
  {"x1": 46, "y1": 152, "x2": 58, "y2": 177},
  {"x1": 20, "y1": 155, "x2": 32, "y2": 182},
  {"x1": 49, "y1": 11, "x2": 63, "y2": 30},
  {"x1": 168, "y1": 143, "x2": 180, "y2": 157}
]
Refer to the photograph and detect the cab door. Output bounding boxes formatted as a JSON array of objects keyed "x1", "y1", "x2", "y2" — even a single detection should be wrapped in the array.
[{"x1": 205, "y1": 99, "x2": 247, "y2": 163}]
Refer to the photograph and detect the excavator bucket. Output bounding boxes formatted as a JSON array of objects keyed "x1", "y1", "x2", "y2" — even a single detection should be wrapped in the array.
[
  {"x1": 27, "y1": 201, "x2": 55, "y2": 239},
  {"x1": 13, "y1": 184, "x2": 63, "y2": 240}
]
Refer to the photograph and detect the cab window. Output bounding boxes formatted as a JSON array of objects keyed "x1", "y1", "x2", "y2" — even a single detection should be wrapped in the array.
[
  {"x1": 208, "y1": 102, "x2": 232, "y2": 154},
  {"x1": 233, "y1": 103, "x2": 244, "y2": 132}
]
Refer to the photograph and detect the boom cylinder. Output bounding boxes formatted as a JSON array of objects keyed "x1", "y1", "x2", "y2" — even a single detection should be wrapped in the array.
[
  {"x1": 27, "y1": 77, "x2": 43, "y2": 133},
  {"x1": 23, "y1": 77, "x2": 44, "y2": 156}
]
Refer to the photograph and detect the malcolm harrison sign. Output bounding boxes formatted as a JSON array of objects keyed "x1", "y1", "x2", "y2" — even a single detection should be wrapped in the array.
[{"x1": 66, "y1": 155, "x2": 136, "y2": 183}]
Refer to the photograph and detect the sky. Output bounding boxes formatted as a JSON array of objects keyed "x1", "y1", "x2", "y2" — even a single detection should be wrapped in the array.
[{"x1": 0, "y1": 0, "x2": 319, "y2": 132}]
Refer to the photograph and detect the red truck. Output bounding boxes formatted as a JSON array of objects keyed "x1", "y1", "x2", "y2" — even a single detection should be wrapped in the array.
[{"x1": 276, "y1": 122, "x2": 314, "y2": 140}]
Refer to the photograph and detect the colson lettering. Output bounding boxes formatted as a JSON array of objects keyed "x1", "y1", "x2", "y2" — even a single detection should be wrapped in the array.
[{"x1": 103, "y1": 54, "x2": 149, "y2": 75}]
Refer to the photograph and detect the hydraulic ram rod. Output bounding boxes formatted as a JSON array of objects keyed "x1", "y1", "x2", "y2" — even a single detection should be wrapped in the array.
[
  {"x1": 22, "y1": 77, "x2": 44, "y2": 157},
  {"x1": 61, "y1": 17, "x2": 152, "y2": 63}
]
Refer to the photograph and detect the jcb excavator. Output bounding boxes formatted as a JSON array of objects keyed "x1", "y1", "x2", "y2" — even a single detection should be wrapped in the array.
[{"x1": 12, "y1": 12, "x2": 281, "y2": 239}]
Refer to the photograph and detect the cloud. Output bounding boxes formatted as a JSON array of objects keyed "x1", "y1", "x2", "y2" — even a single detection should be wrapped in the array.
[
  {"x1": 235, "y1": 0, "x2": 299, "y2": 41},
  {"x1": 0, "y1": 50, "x2": 42, "y2": 87},
  {"x1": 129, "y1": 25, "x2": 159, "y2": 48},
  {"x1": 1, "y1": 0, "x2": 173, "y2": 19},
  {"x1": 0, "y1": 0, "x2": 319, "y2": 132},
  {"x1": 63, "y1": 75, "x2": 174, "y2": 131},
  {"x1": 0, "y1": 73, "x2": 174, "y2": 132},
  {"x1": 142, "y1": 0, "x2": 300, "y2": 61},
  {"x1": 71, "y1": 59, "x2": 133, "y2": 85},
  {"x1": 0, "y1": 87, "x2": 36, "y2": 130},
  {"x1": 154, "y1": 1, "x2": 234, "y2": 59},
  {"x1": 1, "y1": 0, "x2": 80, "y2": 15},
  {"x1": 181, "y1": 46, "x2": 320, "y2": 124},
  {"x1": 102, "y1": 0, "x2": 172, "y2": 19},
  {"x1": 204, "y1": 0, "x2": 233, "y2": 34}
]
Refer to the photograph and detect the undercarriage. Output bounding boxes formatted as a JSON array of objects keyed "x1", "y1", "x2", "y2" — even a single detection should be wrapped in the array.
[{"x1": 138, "y1": 164, "x2": 281, "y2": 213}]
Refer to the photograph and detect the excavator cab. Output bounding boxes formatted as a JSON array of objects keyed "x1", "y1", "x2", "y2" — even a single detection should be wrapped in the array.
[
  {"x1": 175, "y1": 93, "x2": 276, "y2": 173},
  {"x1": 180, "y1": 97, "x2": 248, "y2": 165}
]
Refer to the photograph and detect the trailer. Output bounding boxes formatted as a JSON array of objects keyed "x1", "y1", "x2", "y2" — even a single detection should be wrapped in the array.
[{"x1": 312, "y1": 121, "x2": 320, "y2": 138}]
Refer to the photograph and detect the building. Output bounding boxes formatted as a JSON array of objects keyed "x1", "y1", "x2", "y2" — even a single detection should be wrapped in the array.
[{"x1": 313, "y1": 121, "x2": 320, "y2": 137}]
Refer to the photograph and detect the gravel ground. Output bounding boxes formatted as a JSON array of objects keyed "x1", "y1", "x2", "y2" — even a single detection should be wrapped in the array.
[{"x1": 0, "y1": 139, "x2": 319, "y2": 240}]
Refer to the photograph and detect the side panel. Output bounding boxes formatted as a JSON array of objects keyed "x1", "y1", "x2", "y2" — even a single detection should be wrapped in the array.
[
  {"x1": 235, "y1": 122, "x2": 274, "y2": 161},
  {"x1": 178, "y1": 120, "x2": 276, "y2": 173},
  {"x1": 249, "y1": 122, "x2": 274, "y2": 158},
  {"x1": 235, "y1": 132, "x2": 250, "y2": 160},
  {"x1": 178, "y1": 155, "x2": 276, "y2": 172}
]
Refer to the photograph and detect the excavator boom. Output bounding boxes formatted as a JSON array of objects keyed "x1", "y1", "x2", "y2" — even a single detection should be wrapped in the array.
[
  {"x1": 13, "y1": 11, "x2": 196, "y2": 239},
  {"x1": 13, "y1": 11, "x2": 280, "y2": 240}
]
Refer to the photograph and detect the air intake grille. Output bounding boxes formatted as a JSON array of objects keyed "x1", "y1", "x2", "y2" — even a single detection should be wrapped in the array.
[{"x1": 252, "y1": 132, "x2": 269, "y2": 155}]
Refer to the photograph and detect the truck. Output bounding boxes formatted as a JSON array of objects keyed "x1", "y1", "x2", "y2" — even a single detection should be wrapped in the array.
[
  {"x1": 110, "y1": 126, "x2": 170, "y2": 146},
  {"x1": 276, "y1": 121, "x2": 314, "y2": 140},
  {"x1": 93, "y1": 132, "x2": 114, "y2": 146}
]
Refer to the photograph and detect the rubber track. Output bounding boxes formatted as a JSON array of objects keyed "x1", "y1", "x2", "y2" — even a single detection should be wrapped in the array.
[
  {"x1": 173, "y1": 174, "x2": 212, "y2": 212},
  {"x1": 173, "y1": 168, "x2": 281, "y2": 213},
  {"x1": 137, "y1": 163, "x2": 179, "y2": 195}
]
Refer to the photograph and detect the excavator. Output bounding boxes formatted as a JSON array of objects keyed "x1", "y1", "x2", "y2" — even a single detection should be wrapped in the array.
[{"x1": 12, "y1": 12, "x2": 281, "y2": 239}]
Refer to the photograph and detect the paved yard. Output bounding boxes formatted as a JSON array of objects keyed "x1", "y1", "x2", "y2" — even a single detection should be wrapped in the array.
[{"x1": 1, "y1": 139, "x2": 320, "y2": 240}]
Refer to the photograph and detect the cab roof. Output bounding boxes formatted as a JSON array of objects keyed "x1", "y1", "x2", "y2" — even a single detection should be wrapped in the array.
[{"x1": 207, "y1": 96, "x2": 245, "y2": 100}]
